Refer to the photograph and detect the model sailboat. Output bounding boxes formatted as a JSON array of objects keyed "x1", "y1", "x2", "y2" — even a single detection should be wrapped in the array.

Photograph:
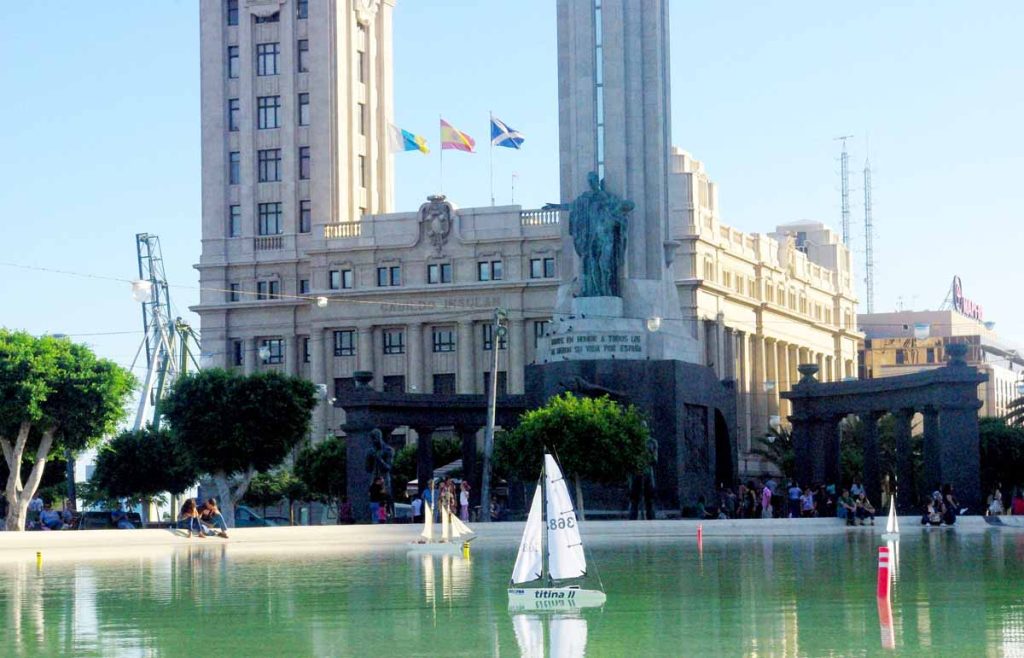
[
  {"x1": 410, "y1": 501, "x2": 475, "y2": 553},
  {"x1": 881, "y1": 493, "x2": 899, "y2": 540},
  {"x1": 508, "y1": 454, "x2": 606, "y2": 610}
]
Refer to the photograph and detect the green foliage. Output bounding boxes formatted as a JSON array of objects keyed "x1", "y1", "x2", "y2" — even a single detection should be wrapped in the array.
[
  {"x1": 392, "y1": 436, "x2": 461, "y2": 496},
  {"x1": 244, "y1": 469, "x2": 306, "y2": 509},
  {"x1": 294, "y1": 436, "x2": 346, "y2": 503},
  {"x1": 92, "y1": 427, "x2": 197, "y2": 500},
  {"x1": 496, "y1": 393, "x2": 650, "y2": 484},
  {"x1": 979, "y1": 417, "x2": 1024, "y2": 492},
  {"x1": 749, "y1": 426, "x2": 794, "y2": 478},
  {"x1": 161, "y1": 369, "x2": 318, "y2": 477}
]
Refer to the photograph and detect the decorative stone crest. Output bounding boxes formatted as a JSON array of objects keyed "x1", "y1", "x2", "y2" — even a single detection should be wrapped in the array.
[
  {"x1": 246, "y1": 0, "x2": 285, "y2": 17},
  {"x1": 355, "y1": 0, "x2": 381, "y2": 24},
  {"x1": 419, "y1": 194, "x2": 453, "y2": 253}
]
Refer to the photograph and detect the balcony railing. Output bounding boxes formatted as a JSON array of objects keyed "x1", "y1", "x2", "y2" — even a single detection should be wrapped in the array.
[
  {"x1": 254, "y1": 236, "x2": 283, "y2": 250},
  {"x1": 324, "y1": 223, "x2": 362, "y2": 238},
  {"x1": 520, "y1": 209, "x2": 562, "y2": 226}
]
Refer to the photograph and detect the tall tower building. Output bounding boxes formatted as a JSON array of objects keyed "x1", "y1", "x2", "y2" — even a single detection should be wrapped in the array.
[{"x1": 199, "y1": 0, "x2": 394, "y2": 264}]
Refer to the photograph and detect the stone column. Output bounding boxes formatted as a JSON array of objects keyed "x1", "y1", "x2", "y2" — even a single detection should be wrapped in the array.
[
  {"x1": 456, "y1": 320, "x2": 475, "y2": 394},
  {"x1": 737, "y1": 332, "x2": 751, "y2": 452},
  {"x1": 412, "y1": 426, "x2": 434, "y2": 495},
  {"x1": 508, "y1": 319, "x2": 525, "y2": 394},
  {"x1": 820, "y1": 416, "x2": 842, "y2": 487},
  {"x1": 457, "y1": 426, "x2": 480, "y2": 505},
  {"x1": 777, "y1": 341, "x2": 791, "y2": 420},
  {"x1": 286, "y1": 336, "x2": 299, "y2": 377},
  {"x1": 765, "y1": 338, "x2": 780, "y2": 421},
  {"x1": 936, "y1": 402, "x2": 983, "y2": 512},
  {"x1": 922, "y1": 406, "x2": 941, "y2": 499},
  {"x1": 244, "y1": 338, "x2": 257, "y2": 375},
  {"x1": 715, "y1": 314, "x2": 726, "y2": 379},
  {"x1": 892, "y1": 408, "x2": 915, "y2": 512},
  {"x1": 752, "y1": 335, "x2": 768, "y2": 436},
  {"x1": 308, "y1": 330, "x2": 327, "y2": 441},
  {"x1": 357, "y1": 325, "x2": 374, "y2": 373},
  {"x1": 343, "y1": 416, "x2": 374, "y2": 523},
  {"x1": 788, "y1": 345, "x2": 799, "y2": 392},
  {"x1": 407, "y1": 322, "x2": 423, "y2": 393},
  {"x1": 861, "y1": 412, "x2": 883, "y2": 505}
]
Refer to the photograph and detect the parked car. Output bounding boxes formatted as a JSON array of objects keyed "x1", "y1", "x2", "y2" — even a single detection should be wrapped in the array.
[
  {"x1": 76, "y1": 511, "x2": 143, "y2": 530},
  {"x1": 234, "y1": 506, "x2": 285, "y2": 527}
]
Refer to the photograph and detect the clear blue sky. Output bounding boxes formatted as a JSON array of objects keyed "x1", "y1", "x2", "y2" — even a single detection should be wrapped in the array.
[{"x1": 2, "y1": 0, "x2": 1022, "y2": 377}]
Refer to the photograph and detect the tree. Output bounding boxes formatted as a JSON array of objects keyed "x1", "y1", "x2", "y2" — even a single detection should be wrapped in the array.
[
  {"x1": 749, "y1": 426, "x2": 794, "y2": 479},
  {"x1": 161, "y1": 369, "x2": 317, "y2": 527},
  {"x1": 244, "y1": 468, "x2": 306, "y2": 521},
  {"x1": 495, "y1": 393, "x2": 650, "y2": 517},
  {"x1": 391, "y1": 436, "x2": 461, "y2": 499},
  {"x1": 0, "y1": 330, "x2": 135, "y2": 530},
  {"x1": 979, "y1": 417, "x2": 1024, "y2": 495},
  {"x1": 91, "y1": 426, "x2": 197, "y2": 512},
  {"x1": 294, "y1": 436, "x2": 346, "y2": 521}
]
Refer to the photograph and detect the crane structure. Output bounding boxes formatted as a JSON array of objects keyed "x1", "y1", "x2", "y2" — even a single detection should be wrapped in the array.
[
  {"x1": 130, "y1": 233, "x2": 201, "y2": 430},
  {"x1": 835, "y1": 135, "x2": 853, "y2": 245},
  {"x1": 863, "y1": 156, "x2": 875, "y2": 313}
]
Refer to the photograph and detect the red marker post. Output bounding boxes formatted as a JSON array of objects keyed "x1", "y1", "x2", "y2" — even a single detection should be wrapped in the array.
[{"x1": 876, "y1": 545, "x2": 891, "y2": 599}]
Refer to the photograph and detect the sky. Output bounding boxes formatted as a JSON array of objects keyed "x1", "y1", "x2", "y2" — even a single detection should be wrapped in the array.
[{"x1": 1, "y1": 0, "x2": 1022, "y2": 382}]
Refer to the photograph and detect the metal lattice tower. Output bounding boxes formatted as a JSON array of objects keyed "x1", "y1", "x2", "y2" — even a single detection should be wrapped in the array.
[
  {"x1": 863, "y1": 157, "x2": 875, "y2": 313},
  {"x1": 835, "y1": 136, "x2": 853, "y2": 244}
]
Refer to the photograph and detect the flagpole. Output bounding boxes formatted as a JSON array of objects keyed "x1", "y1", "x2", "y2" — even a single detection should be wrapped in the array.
[
  {"x1": 489, "y1": 111, "x2": 495, "y2": 206},
  {"x1": 439, "y1": 115, "x2": 444, "y2": 195}
]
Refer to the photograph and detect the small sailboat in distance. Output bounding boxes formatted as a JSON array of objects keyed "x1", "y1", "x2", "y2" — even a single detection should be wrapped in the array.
[
  {"x1": 409, "y1": 501, "x2": 474, "y2": 553},
  {"x1": 881, "y1": 493, "x2": 900, "y2": 540},
  {"x1": 508, "y1": 454, "x2": 606, "y2": 610}
]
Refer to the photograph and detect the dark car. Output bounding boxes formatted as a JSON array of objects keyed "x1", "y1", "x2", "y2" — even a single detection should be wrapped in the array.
[{"x1": 76, "y1": 511, "x2": 143, "y2": 530}]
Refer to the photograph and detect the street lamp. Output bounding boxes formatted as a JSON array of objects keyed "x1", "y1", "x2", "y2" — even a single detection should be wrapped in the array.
[
  {"x1": 480, "y1": 308, "x2": 508, "y2": 523},
  {"x1": 646, "y1": 316, "x2": 662, "y2": 332}
]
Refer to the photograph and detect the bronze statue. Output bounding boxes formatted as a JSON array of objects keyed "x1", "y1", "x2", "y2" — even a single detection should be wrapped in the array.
[
  {"x1": 629, "y1": 435, "x2": 658, "y2": 520},
  {"x1": 364, "y1": 429, "x2": 394, "y2": 493},
  {"x1": 545, "y1": 172, "x2": 633, "y2": 297}
]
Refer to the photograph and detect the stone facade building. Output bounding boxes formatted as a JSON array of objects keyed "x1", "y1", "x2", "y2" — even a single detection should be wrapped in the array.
[{"x1": 194, "y1": 0, "x2": 861, "y2": 474}]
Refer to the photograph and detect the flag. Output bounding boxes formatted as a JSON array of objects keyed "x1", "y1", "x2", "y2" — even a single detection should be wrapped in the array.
[
  {"x1": 388, "y1": 124, "x2": 429, "y2": 154},
  {"x1": 440, "y1": 119, "x2": 476, "y2": 152},
  {"x1": 490, "y1": 116, "x2": 524, "y2": 149}
]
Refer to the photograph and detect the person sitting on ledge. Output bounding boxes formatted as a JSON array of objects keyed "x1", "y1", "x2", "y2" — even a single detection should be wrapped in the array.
[
  {"x1": 838, "y1": 489, "x2": 857, "y2": 526},
  {"x1": 40, "y1": 502, "x2": 63, "y2": 531},
  {"x1": 111, "y1": 504, "x2": 136, "y2": 530},
  {"x1": 200, "y1": 498, "x2": 229, "y2": 538},
  {"x1": 921, "y1": 492, "x2": 944, "y2": 526},
  {"x1": 179, "y1": 499, "x2": 206, "y2": 538},
  {"x1": 854, "y1": 493, "x2": 876, "y2": 525}
]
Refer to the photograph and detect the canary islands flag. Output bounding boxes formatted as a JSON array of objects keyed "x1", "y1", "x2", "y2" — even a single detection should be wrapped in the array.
[
  {"x1": 490, "y1": 116, "x2": 524, "y2": 149},
  {"x1": 388, "y1": 124, "x2": 429, "y2": 154},
  {"x1": 440, "y1": 119, "x2": 476, "y2": 152}
]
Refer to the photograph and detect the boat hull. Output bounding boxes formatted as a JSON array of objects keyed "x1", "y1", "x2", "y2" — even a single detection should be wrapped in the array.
[
  {"x1": 507, "y1": 586, "x2": 606, "y2": 611},
  {"x1": 407, "y1": 541, "x2": 465, "y2": 554}
]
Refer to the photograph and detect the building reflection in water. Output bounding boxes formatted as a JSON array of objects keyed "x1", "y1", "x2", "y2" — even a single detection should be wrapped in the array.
[{"x1": 511, "y1": 612, "x2": 588, "y2": 658}]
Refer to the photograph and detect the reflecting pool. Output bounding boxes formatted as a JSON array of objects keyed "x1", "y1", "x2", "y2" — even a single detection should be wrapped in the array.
[{"x1": 2, "y1": 530, "x2": 1023, "y2": 656}]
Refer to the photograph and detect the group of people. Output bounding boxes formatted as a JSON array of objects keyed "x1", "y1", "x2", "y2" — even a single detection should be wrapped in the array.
[
  {"x1": 178, "y1": 498, "x2": 229, "y2": 538},
  {"x1": 414, "y1": 477, "x2": 472, "y2": 523},
  {"x1": 985, "y1": 485, "x2": 1024, "y2": 516},
  {"x1": 921, "y1": 485, "x2": 964, "y2": 527},
  {"x1": 710, "y1": 478, "x2": 884, "y2": 525}
]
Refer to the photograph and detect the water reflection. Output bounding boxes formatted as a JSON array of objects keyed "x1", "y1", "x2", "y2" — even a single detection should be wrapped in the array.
[
  {"x1": 512, "y1": 612, "x2": 588, "y2": 658},
  {"x1": 415, "y1": 552, "x2": 473, "y2": 606}
]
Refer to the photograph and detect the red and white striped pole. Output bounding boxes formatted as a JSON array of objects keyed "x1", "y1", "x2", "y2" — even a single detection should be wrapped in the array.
[
  {"x1": 876, "y1": 545, "x2": 891, "y2": 599},
  {"x1": 697, "y1": 524, "x2": 703, "y2": 542}
]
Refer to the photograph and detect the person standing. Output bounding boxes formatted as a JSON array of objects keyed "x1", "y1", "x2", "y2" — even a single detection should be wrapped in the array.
[
  {"x1": 761, "y1": 483, "x2": 774, "y2": 519},
  {"x1": 459, "y1": 481, "x2": 470, "y2": 522},
  {"x1": 787, "y1": 482, "x2": 802, "y2": 518},
  {"x1": 411, "y1": 494, "x2": 424, "y2": 525},
  {"x1": 368, "y1": 477, "x2": 386, "y2": 524}
]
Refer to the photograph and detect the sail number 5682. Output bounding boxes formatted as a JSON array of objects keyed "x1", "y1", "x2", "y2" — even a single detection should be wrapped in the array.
[{"x1": 548, "y1": 517, "x2": 575, "y2": 530}]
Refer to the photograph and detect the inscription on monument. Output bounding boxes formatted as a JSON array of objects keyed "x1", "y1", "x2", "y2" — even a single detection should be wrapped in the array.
[{"x1": 547, "y1": 332, "x2": 645, "y2": 358}]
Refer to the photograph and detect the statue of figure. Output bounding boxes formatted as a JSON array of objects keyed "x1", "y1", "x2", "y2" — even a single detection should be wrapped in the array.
[
  {"x1": 545, "y1": 172, "x2": 634, "y2": 297},
  {"x1": 629, "y1": 435, "x2": 658, "y2": 520},
  {"x1": 364, "y1": 429, "x2": 394, "y2": 493}
]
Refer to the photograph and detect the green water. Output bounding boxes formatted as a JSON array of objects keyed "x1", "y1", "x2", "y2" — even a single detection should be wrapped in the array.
[{"x1": 2, "y1": 530, "x2": 1023, "y2": 656}]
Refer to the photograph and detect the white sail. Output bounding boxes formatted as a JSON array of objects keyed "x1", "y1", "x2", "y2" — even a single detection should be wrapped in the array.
[
  {"x1": 421, "y1": 502, "x2": 434, "y2": 541},
  {"x1": 450, "y1": 512, "x2": 473, "y2": 539},
  {"x1": 512, "y1": 614, "x2": 544, "y2": 658},
  {"x1": 549, "y1": 615, "x2": 589, "y2": 658},
  {"x1": 441, "y1": 506, "x2": 451, "y2": 542},
  {"x1": 544, "y1": 454, "x2": 587, "y2": 581},
  {"x1": 886, "y1": 495, "x2": 899, "y2": 534},
  {"x1": 511, "y1": 484, "x2": 545, "y2": 585}
]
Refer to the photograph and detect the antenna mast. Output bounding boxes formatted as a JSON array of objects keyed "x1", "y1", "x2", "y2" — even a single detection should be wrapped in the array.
[
  {"x1": 835, "y1": 135, "x2": 853, "y2": 245},
  {"x1": 863, "y1": 155, "x2": 875, "y2": 313}
]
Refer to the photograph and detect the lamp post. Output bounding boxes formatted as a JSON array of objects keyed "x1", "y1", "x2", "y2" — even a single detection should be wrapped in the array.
[{"x1": 479, "y1": 308, "x2": 508, "y2": 523}]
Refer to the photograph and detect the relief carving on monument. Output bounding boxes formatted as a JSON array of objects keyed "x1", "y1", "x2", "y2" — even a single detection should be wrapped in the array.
[
  {"x1": 355, "y1": 0, "x2": 381, "y2": 24},
  {"x1": 419, "y1": 194, "x2": 454, "y2": 254}
]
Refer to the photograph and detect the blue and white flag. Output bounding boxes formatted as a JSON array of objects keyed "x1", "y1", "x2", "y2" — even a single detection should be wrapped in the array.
[{"x1": 490, "y1": 116, "x2": 525, "y2": 149}]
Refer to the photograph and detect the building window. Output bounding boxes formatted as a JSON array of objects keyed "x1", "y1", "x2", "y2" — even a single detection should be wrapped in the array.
[
  {"x1": 227, "y1": 46, "x2": 239, "y2": 79},
  {"x1": 533, "y1": 320, "x2": 550, "y2": 349},
  {"x1": 299, "y1": 279, "x2": 309, "y2": 294},
  {"x1": 260, "y1": 338, "x2": 284, "y2": 364},
  {"x1": 299, "y1": 146, "x2": 311, "y2": 180},
  {"x1": 329, "y1": 269, "x2": 353, "y2": 290},
  {"x1": 530, "y1": 257, "x2": 555, "y2": 279},
  {"x1": 253, "y1": 11, "x2": 279, "y2": 24},
  {"x1": 333, "y1": 330, "x2": 355, "y2": 356},
  {"x1": 478, "y1": 260, "x2": 503, "y2": 281},
  {"x1": 257, "y1": 202, "x2": 283, "y2": 235},
  {"x1": 296, "y1": 0, "x2": 308, "y2": 19},
  {"x1": 432, "y1": 328, "x2": 455, "y2": 353},
  {"x1": 257, "y1": 96, "x2": 281, "y2": 129},
  {"x1": 299, "y1": 200, "x2": 311, "y2": 233},
  {"x1": 257, "y1": 148, "x2": 281, "y2": 183},
  {"x1": 895, "y1": 349, "x2": 906, "y2": 365},
  {"x1": 926, "y1": 348, "x2": 936, "y2": 364},
  {"x1": 269, "y1": 280, "x2": 280, "y2": 298},
  {"x1": 358, "y1": 102, "x2": 366, "y2": 136},
  {"x1": 427, "y1": 263, "x2": 452, "y2": 284},
  {"x1": 297, "y1": 39, "x2": 309, "y2": 73},
  {"x1": 483, "y1": 371, "x2": 508, "y2": 396},
  {"x1": 228, "y1": 205, "x2": 241, "y2": 237},
  {"x1": 298, "y1": 92, "x2": 310, "y2": 126},
  {"x1": 358, "y1": 155, "x2": 366, "y2": 188},
  {"x1": 302, "y1": 337, "x2": 310, "y2": 363},
  {"x1": 377, "y1": 266, "x2": 401, "y2": 287},
  {"x1": 229, "y1": 151, "x2": 241, "y2": 185},
  {"x1": 383, "y1": 329, "x2": 405, "y2": 355},
  {"x1": 334, "y1": 377, "x2": 355, "y2": 399},
  {"x1": 256, "y1": 281, "x2": 268, "y2": 300},
  {"x1": 483, "y1": 323, "x2": 507, "y2": 351},
  {"x1": 226, "y1": 0, "x2": 238, "y2": 26},
  {"x1": 383, "y1": 376, "x2": 405, "y2": 394},
  {"x1": 229, "y1": 283, "x2": 240, "y2": 302},
  {"x1": 433, "y1": 373, "x2": 456, "y2": 396},
  {"x1": 342, "y1": 269, "x2": 353, "y2": 288},
  {"x1": 358, "y1": 50, "x2": 366, "y2": 84},
  {"x1": 231, "y1": 339, "x2": 243, "y2": 366},
  {"x1": 256, "y1": 42, "x2": 280, "y2": 77},
  {"x1": 228, "y1": 98, "x2": 240, "y2": 131}
]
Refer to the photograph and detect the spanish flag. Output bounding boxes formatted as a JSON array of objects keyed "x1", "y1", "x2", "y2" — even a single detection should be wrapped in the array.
[{"x1": 440, "y1": 119, "x2": 476, "y2": 153}]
